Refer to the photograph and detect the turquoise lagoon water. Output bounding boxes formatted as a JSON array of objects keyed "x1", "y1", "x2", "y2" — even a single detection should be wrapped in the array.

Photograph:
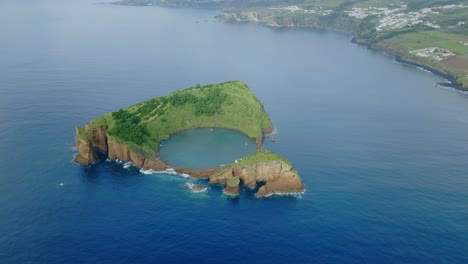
[{"x1": 159, "y1": 128, "x2": 256, "y2": 168}]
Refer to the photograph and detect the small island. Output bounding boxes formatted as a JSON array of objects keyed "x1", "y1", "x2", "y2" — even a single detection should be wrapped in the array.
[{"x1": 74, "y1": 81, "x2": 304, "y2": 197}]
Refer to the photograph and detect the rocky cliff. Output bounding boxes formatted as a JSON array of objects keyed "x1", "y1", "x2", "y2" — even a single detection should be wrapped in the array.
[
  {"x1": 75, "y1": 125, "x2": 168, "y2": 170},
  {"x1": 209, "y1": 160, "x2": 304, "y2": 197},
  {"x1": 74, "y1": 133, "x2": 97, "y2": 165},
  {"x1": 75, "y1": 125, "x2": 220, "y2": 178},
  {"x1": 75, "y1": 125, "x2": 304, "y2": 197}
]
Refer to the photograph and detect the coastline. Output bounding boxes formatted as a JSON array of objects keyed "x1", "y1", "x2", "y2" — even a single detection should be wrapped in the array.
[
  {"x1": 110, "y1": 1, "x2": 468, "y2": 90},
  {"x1": 351, "y1": 39, "x2": 465, "y2": 91},
  {"x1": 77, "y1": 125, "x2": 272, "y2": 179},
  {"x1": 267, "y1": 23, "x2": 466, "y2": 91},
  {"x1": 75, "y1": 125, "x2": 305, "y2": 197},
  {"x1": 216, "y1": 10, "x2": 468, "y2": 91}
]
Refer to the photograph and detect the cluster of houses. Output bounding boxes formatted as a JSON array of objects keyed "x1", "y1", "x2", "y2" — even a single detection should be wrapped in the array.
[
  {"x1": 263, "y1": 3, "x2": 466, "y2": 32},
  {"x1": 345, "y1": 3, "x2": 467, "y2": 31},
  {"x1": 268, "y1": 5, "x2": 332, "y2": 16}
]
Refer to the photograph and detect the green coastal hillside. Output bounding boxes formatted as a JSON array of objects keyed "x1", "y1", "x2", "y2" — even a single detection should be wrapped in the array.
[
  {"x1": 218, "y1": 0, "x2": 468, "y2": 88},
  {"x1": 116, "y1": 0, "x2": 468, "y2": 88},
  {"x1": 77, "y1": 81, "x2": 273, "y2": 154}
]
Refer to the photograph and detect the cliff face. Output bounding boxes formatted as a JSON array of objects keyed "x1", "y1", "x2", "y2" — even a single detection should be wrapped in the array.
[
  {"x1": 75, "y1": 125, "x2": 304, "y2": 198},
  {"x1": 74, "y1": 125, "x2": 107, "y2": 165},
  {"x1": 86, "y1": 124, "x2": 108, "y2": 153},
  {"x1": 74, "y1": 125, "x2": 166, "y2": 171},
  {"x1": 74, "y1": 134, "x2": 97, "y2": 165},
  {"x1": 209, "y1": 161, "x2": 304, "y2": 197}
]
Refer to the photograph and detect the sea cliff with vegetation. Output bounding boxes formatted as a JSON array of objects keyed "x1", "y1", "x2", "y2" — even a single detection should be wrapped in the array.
[
  {"x1": 115, "y1": 0, "x2": 468, "y2": 89},
  {"x1": 74, "y1": 81, "x2": 304, "y2": 197}
]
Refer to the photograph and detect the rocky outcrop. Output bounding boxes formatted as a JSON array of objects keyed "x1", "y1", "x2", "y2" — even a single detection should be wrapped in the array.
[
  {"x1": 234, "y1": 166, "x2": 256, "y2": 189},
  {"x1": 209, "y1": 161, "x2": 304, "y2": 197},
  {"x1": 223, "y1": 184, "x2": 240, "y2": 196},
  {"x1": 75, "y1": 125, "x2": 218, "y2": 179},
  {"x1": 74, "y1": 134, "x2": 96, "y2": 165},
  {"x1": 74, "y1": 125, "x2": 107, "y2": 164},
  {"x1": 75, "y1": 125, "x2": 168, "y2": 171},
  {"x1": 75, "y1": 125, "x2": 304, "y2": 198},
  {"x1": 209, "y1": 170, "x2": 233, "y2": 184},
  {"x1": 256, "y1": 170, "x2": 304, "y2": 197},
  {"x1": 86, "y1": 124, "x2": 108, "y2": 153}
]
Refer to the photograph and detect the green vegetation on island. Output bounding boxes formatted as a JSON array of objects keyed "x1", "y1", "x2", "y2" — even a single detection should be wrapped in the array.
[
  {"x1": 74, "y1": 81, "x2": 305, "y2": 197},
  {"x1": 218, "y1": 150, "x2": 292, "y2": 172},
  {"x1": 227, "y1": 176, "x2": 240, "y2": 187},
  {"x1": 77, "y1": 81, "x2": 273, "y2": 154},
  {"x1": 115, "y1": 0, "x2": 468, "y2": 88}
]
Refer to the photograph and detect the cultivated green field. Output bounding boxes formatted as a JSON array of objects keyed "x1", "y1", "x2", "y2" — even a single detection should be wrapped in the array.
[{"x1": 78, "y1": 81, "x2": 273, "y2": 154}]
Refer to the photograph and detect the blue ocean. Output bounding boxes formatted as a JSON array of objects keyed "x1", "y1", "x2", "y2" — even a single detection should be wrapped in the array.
[{"x1": 0, "y1": 0, "x2": 467, "y2": 263}]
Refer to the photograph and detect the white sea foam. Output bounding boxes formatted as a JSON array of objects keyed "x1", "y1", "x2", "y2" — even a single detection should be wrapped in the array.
[
  {"x1": 437, "y1": 84, "x2": 452, "y2": 90},
  {"x1": 123, "y1": 161, "x2": 135, "y2": 169},
  {"x1": 416, "y1": 66, "x2": 431, "y2": 73},
  {"x1": 185, "y1": 183, "x2": 208, "y2": 193},
  {"x1": 139, "y1": 168, "x2": 156, "y2": 175},
  {"x1": 261, "y1": 189, "x2": 306, "y2": 198},
  {"x1": 265, "y1": 127, "x2": 278, "y2": 136},
  {"x1": 139, "y1": 168, "x2": 191, "y2": 178}
]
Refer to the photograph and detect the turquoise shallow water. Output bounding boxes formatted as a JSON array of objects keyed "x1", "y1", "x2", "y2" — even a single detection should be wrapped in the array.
[
  {"x1": 159, "y1": 128, "x2": 256, "y2": 168},
  {"x1": 1, "y1": 0, "x2": 468, "y2": 263}
]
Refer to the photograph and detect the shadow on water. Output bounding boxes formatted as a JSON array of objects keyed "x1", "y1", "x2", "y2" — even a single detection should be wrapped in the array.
[{"x1": 79, "y1": 158, "x2": 143, "y2": 184}]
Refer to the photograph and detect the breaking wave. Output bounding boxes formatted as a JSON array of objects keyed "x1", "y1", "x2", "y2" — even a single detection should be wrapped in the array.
[
  {"x1": 185, "y1": 183, "x2": 208, "y2": 193},
  {"x1": 261, "y1": 189, "x2": 306, "y2": 198},
  {"x1": 123, "y1": 161, "x2": 134, "y2": 169},
  {"x1": 139, "y1": 168, "x2": 190, "y2": 178}
]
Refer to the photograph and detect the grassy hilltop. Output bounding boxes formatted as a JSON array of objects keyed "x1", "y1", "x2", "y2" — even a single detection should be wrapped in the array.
[{"x1": 77, "y1": 81, "x2": 273, "y2": 154}]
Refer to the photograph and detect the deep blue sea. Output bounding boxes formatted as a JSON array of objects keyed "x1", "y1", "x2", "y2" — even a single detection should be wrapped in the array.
[{"x1": 1, "y1": 0, "x2": 468, "y2": 263}]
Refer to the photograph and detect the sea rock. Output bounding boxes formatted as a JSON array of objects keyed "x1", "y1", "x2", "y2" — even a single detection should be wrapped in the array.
[
  {"x1": 223, "y1": 184, "x2": 240, "y2": 196},
  {"x1": 74, "y1": 133, "x2": 96, "y2": 164},
  {"x1": 254, "y1": 161, "x2": 303, "y2": 197},
  {"x1": 186, "y1": 183, "x2": 208, "y2": 193},
  {"x1": 256, "y1": 170, "x2": 304, "y2": 197},
  {"x1": 207, "y1": 160, "x2": 304, "y2": 197}
]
